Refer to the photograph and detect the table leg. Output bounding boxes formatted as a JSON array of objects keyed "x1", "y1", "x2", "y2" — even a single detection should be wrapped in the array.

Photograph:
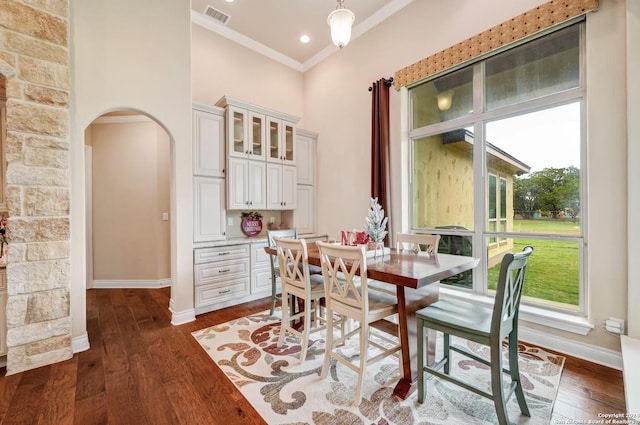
[{"x1": 392, "y1": 283, "x2": 439, "y2": 400}]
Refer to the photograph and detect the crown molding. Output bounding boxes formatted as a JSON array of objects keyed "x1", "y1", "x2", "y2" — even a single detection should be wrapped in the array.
[
  {"x1": 191, "y1": 11, "x2": 305, "y2": 72},
  {"x1": 192, "y1": 0, "x2": 415, "y2": 73}
]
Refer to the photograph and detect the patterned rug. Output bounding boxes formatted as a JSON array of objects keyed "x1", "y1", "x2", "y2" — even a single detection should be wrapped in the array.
[{"x1": 192, "y1": 311, "x2": 565, "y2": 425}]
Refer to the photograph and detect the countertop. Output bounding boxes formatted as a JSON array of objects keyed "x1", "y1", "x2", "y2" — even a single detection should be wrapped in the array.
[{"x1": 193, "y1": 233, "x2": 329, "y2": 249}]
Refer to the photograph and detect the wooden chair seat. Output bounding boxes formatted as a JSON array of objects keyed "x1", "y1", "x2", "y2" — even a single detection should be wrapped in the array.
[{"x1": 416, "y1": 245, "x2": 534, "y2": 425}]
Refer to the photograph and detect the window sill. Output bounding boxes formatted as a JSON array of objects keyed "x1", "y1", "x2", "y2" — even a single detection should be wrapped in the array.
[{"x1": 439, "y1": 287, "x2": 594, "y2": 336}]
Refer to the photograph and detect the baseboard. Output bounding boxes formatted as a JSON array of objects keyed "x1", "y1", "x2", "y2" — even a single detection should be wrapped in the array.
[
  {"x1": 72, "y1": 332, "x2": 90, "y2": 353},
  {"x1": 91, "y1": 278, "x2": 172, "y2": 289},
  {"x1": 170, "y1": 299, "x2": 196, "y2": 325},
  {"x1": 519, "y1": 326, "x2": 623, "y2": 370}
]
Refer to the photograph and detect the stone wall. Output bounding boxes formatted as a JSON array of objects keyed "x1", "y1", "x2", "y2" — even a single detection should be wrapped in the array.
[{"x1": 0, "y1": 0, "x2": 72, "y2": 373}]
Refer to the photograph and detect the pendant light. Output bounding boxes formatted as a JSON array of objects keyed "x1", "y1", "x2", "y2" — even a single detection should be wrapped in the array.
[{"x1": 327, "y1": 0, "x2": 355, "y2": 49}]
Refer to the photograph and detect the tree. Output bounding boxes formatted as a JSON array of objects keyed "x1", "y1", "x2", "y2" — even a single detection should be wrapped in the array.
[{"x1": 513, "y1": 166, "x2": 580, "y2": 220}]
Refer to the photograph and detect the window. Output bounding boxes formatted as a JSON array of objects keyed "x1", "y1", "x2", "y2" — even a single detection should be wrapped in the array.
[{"x1": 408, "y1": 22, "x2": 585, "y2": 313}]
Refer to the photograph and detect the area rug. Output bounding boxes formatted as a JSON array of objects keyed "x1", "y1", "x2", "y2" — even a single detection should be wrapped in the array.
[{"x1": 192, "y1": 311, "x2": 565, "y2": 425}]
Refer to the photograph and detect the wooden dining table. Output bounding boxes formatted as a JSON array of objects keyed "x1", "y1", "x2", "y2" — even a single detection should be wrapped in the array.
[{"x1": 265, "y1": 243, "x2": 480, "y2": 400}]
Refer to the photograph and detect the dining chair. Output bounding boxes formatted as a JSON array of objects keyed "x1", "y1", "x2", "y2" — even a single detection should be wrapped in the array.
[
  {"x1": 396, "y1": 232, "x2": 441, "y2": 259},
  {"x1": 416, "y1": 245, "x2": 534, "y2": 425},
  {"x1": 274, "y1": 237, "x2": 327, "y2": 363},
  {"x1": 316, "y1": 241, "x2": 402, "y2": 406},
  {"x1": 267, "y1": 229, "x2": 297, "y2": 315}
]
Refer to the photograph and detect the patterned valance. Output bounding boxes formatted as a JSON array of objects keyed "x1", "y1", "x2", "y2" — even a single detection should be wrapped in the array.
[{"x1": 394, "y1": 0, "x2": 599, "y2": 90}]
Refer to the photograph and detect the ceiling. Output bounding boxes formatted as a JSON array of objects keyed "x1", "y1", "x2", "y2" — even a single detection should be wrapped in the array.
[{"x1": 190, "y1": 0, "x2": 413, "y2": 71}]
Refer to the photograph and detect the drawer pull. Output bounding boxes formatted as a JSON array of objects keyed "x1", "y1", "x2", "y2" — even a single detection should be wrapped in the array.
[
  {"x1": 219, "y1": 289, "x2": 231, "y2": 294},
  {"x1": 219, "y1": 269, "x2": 231, "y2": 273},
  {"x1": 218, "y1": 252, "x2": 231, "y2": 256}
]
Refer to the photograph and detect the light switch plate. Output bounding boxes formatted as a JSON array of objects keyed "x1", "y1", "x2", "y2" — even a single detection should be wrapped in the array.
[
  {"x1": 228, "y1": 217, "x2": 233, "y2": 226},
  {"x1": 162, "y1": 212, "x2": 169, "y2": 221}
]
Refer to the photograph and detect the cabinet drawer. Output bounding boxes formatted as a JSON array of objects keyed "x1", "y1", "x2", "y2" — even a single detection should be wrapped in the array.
[
  {"x1": 194, "y1": 244, "x2": 250, "y2": 264},
  {"x1": 0, "y1": 268, "x2": 5, "y2": 290},
  {"x1": 195, "y1": 278, "x2": 250, "y2": 307},
  {"x1": 251, "y1": 242, "x2": 272, "y2": 269},
  {"x1": 194, "y1": 258, "x2": 250, "y2": 286}
]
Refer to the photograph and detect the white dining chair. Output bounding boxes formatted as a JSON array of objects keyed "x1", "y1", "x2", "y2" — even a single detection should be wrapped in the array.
[
  {"x1": 396, "y1": 232, "x2": 441, "y2": 259},
  {"x1": 274, "y1": 237, "x2": 328, "y2": 363},
  {"x1": 316, "y1": 241, "x2": 401, "y2": 406}
]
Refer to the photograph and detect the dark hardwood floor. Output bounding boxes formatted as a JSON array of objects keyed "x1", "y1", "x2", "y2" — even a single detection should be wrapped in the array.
[{"x1": 0, "y1": 288, "x2": 626, "y2": 424}]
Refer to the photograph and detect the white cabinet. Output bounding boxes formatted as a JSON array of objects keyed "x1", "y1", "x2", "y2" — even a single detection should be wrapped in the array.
[
  {"x1": 266, "y1": 117, "x2": 296, "y2": 165},
  {"x1": 193, "y1": 104, "x2": 225, "y2": 177},
  {"x1": 227, "y1": 157, "x2": 266, "y2": 210},
  {"x1": 193, "y1": 103, "x2": 226, "y2": 242},
  {"x1": 251, "y1": 242, "x2": 275, "y2": 295},
  {"x1": 296, "y1": 132, "x2": 315, "y2": 185},
  {"x1": 295, "y1": 185, "x2": 314, "y2": 235},
  {"x1": 293, "y1": 129, "x2": 317, "y2": 234},
  {"x1": 194, "y1": 176, "x2": 226, "y2": 242},
  {"x1": 226, "y1": 106, "x2": 266, "y2": 161},
  {"x1": 266, "y1": 163, "x2": 296, "y2": 210},
  {"x1": 194, "y1": 244, "x2": 251, "y2": 313},
  {"x1": 217, "y1": 96, "x2": 300, "y2": 211}
]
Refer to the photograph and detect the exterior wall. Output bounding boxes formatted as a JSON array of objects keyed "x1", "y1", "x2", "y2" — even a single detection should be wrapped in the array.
[
  {"x1": 413, "y1": 138, "x2": 473, "y2": 230},
  {"x1": 412, "y1": 136, "x2": 515, "y2": 265},
  {"x1": 0, "y1": 0, "x2": 72, "y2": 373}
]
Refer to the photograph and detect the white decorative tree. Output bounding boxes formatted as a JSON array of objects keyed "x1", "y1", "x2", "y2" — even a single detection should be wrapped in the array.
[{"x1": 364, "y1": 197, "x2": 388, "y2": 243}]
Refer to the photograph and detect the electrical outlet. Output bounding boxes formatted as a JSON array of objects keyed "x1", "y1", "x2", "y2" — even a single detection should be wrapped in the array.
[
  {"x1": 227, "y1": 217, "x2": 233, "y2": 226},
  {"x1": 605, "y1": 317, "x2": 625, "y2": 334},
  {"x1": 270, "y1": 217, "x2": 275, "y2": 224}
]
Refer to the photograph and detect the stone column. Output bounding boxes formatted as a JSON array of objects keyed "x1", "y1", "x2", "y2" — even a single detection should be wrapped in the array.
[{"x1": 0, "y1": 0, "x2": 72, "y2": 373}]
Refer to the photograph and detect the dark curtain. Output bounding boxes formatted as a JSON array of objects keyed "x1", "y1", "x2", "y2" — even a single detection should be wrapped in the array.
[{"x1": 370, "y1": 78, "x2": 392, "y2": 246}]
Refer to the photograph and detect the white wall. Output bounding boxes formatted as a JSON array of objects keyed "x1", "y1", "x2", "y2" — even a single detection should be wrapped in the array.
[
  {"x1": 191, "y1": 24, "x2": 304, "y2": 123},
  {"x1": 89, "y1": 119, "x2": 170, "y2": 281},
  {"x1": 71, "y1": 0, "x2": 193, "y2": 340},
  {"x1": 304, "y1": 0, "x2": 629, "y2": 351},
  {"x1": 627, "y1": 0, "x2": 639, "y2": 339}
]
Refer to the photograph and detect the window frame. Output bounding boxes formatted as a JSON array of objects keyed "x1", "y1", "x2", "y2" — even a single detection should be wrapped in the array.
[{"x1": 406, "y1": 20, "x2": 588, "y2": 316}]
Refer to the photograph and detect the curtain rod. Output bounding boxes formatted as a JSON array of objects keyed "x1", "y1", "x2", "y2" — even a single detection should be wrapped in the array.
[{"x1": 368, "y1": 77, "x2": 393, "y2": 91}]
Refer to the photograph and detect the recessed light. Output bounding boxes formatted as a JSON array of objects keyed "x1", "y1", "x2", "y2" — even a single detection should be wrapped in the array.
[
  {"x1": 225, "y1": 0, "x2": 234, "y2": 3},
  {"x1": 300, "y1": 34, "x2": 310, "y2": 44}
]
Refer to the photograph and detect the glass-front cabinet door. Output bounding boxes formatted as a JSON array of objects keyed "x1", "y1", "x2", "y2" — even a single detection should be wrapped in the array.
[
  {"x1": 228, "y1": 106, "x2": 265, "y2": 160},
  {"x1": 267, "y1": 117, "x2": 280, "y2": 162},
  {"x1": 248, "y1": 111, "x2": 265, "y2": 160},
  {"x1": 227, "y1": 106, "x2": 247, "y2": 158},
  {"x1": 283, "y1": 122, "x2": 295, "y2": 164},
  {"x1": 266, "y1": 117, "x2": 296, "y2": 165}
]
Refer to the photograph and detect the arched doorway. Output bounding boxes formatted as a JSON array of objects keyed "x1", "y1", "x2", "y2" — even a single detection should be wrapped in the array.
[{"x1": 84, "y1": 111, "x2": 171, "y2": 291}]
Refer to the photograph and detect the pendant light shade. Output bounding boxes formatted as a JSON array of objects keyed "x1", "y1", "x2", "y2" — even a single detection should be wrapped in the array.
[{"x1": 327, "y1": 1, "x2": 355, "y2": 49}]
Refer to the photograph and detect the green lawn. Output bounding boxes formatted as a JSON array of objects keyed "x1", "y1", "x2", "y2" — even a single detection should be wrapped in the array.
[{"x1": 487, "y1": 219, "x2": 580, "y2": 308}]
